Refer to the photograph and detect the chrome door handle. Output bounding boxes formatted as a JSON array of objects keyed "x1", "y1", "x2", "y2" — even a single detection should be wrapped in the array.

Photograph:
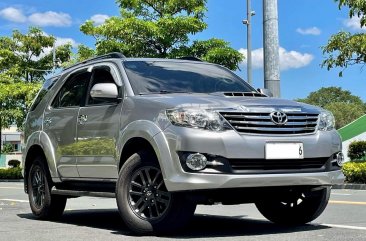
[
  {"x1": 44, "y1": 118, "x2": 52, "y2": 126},
  {"x1": 77, "y1": 114, "x2": 88, "y2": 125}
]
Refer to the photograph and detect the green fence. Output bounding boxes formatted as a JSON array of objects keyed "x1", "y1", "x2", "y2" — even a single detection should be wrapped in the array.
[{"x1": 0, "y1": 155, "x2": 5, "y2": 167}]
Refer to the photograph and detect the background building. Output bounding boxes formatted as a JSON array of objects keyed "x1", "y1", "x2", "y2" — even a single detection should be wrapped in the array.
[
  {"x1": 0, "y1": 125, "x2": 23, "y2": 168},
  {"x1": 339, "y1": 114, "x2": 366, "y2": 162}
]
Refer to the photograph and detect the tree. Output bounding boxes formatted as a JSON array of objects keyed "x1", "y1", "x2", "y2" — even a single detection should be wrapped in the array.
[
  {"x1": 322, "y1": 0, "x2": 366, "y2": 76},
  {"x1": 0, "y1": 27, "x2": 72, "y2": 82},
  {"x1": 326, "y1": 102, "x2": 365, "y2": 129},
  {"x1": 1, "y1": 143, "x2": 14, "y2": 154},
  {"x1": 77, "y1": 0, "x2": 243, "y2": 70},
  {"x1": 0, "y1": 27, "x2": 72, "y2": 146},
  {"x1": 297, "y1": 87, "x2": 366, "y2": 129}
]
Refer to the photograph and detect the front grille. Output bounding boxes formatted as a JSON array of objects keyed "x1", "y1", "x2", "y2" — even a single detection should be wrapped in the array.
[
  {"x1": 220, "y1": 112, "x2": 319, "y2": 135},
  {"x1": 228, "y1": 158, "x2": 328, "y2": 171}
]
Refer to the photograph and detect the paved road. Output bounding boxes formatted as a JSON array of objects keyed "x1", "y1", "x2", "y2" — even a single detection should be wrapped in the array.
[{"x1": 1, "y1": 182, "x2": 366, "y2": 240}]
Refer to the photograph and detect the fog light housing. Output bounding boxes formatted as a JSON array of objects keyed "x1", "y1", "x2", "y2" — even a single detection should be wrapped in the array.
[
  {"x1": 336, "y1": 152, "x2": 344, "y2": 167},
  {"x1": 186, "y1": 153, "x2": 207, "y2": 171}
]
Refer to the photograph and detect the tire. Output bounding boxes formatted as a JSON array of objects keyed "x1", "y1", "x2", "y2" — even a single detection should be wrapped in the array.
[
  {"x1": 116, "y1": 151, "x2": 196, "y2": 235},
  {"x1": 27, "y1": 157, "x2": 67, "y2": 219},
  {"x1": 255, "y1": 186, "x2": 330, "y2": 225}
]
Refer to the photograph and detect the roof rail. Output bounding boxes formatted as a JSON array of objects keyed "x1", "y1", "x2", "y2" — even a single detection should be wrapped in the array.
[
  {"x1": 177, "y1": 56, "x2": 203, "y2": 62},
  {"x1": 63, "y1": 52, "x2": 126, "y2": 71}
]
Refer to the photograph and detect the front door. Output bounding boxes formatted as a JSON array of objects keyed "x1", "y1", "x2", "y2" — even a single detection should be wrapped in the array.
[
  {"x1": 76, "y1": 65, "x2": 122, "y2": 179},
  {"x1": 43, "y1": 70, "x2": 90, "y2": 178}
]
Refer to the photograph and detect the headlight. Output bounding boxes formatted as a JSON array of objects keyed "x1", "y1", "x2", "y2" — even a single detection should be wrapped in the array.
[
  {"x1": 318, "y1": 111, "x2": 335, "y2": 131},
  {"x1": 166, "y1": 108, "x2": 232, "y2": 131}
]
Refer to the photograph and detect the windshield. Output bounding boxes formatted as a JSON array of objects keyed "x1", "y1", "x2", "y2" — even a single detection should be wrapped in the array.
[{"x1": 123, "y1": 61, "x2": 256, "y2": 95}]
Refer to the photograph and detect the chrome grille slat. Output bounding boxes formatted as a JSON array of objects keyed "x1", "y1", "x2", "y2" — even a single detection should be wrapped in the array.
[
  {"x1": 220, "y1": 112, "x2": 319, "y2": 135},
  {"x1": 228, "y1": 120, "x2": 318, "y2": 126}
]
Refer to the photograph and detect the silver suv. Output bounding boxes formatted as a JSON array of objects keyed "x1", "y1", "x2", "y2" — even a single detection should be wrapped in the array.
[{"x1": 23, "y1": 53, "x2": 344, "y2": 234}]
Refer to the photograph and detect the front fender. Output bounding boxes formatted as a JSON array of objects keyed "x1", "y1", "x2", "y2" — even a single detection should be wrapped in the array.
[
  {"x1": 116, "y1": 120, "x2": 172, "y2": 179},
  {"x1": 23, "y1": 131, "x2": 59, "y2": 180}
]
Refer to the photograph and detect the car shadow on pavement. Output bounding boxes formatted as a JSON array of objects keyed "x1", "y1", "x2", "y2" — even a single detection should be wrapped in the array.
[{"x1": 18, "y1": 209, "x2": 330, "y2": 238}]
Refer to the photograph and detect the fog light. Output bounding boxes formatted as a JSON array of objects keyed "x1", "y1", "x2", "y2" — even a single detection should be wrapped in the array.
[
  {"x1": 186, "y1": 153, "x2": 207, "y2": 171},
  {"x1": 336, "y1": 152, "x2": 344, "y2": 167}
]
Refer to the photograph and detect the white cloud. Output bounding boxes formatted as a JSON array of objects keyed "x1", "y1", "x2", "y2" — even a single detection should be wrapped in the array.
[
  {"x1": 239, "y1": 47, "x2": 314, "y2": 71},
  {"x1": 28, "y1": 11, "x2": 72, "y2": 27},
  {"x1": 343, "y1": 16, "x2": 366, "y2": 31},
  {"x1": 0, "y1": 7, "x2": 72, "y2": 27},
  {"x1": 90, "y1": 14, "x2": 110, "y2": 25},
  {"x1": 296, "y1": 27, "x2": 321, "y2": 35},
  {"x1": 34, "y1": 33, "x2": 78, "y2": 59},
  {"x1": 0, "y1": 7, "x2": 26, "y2": 23}
]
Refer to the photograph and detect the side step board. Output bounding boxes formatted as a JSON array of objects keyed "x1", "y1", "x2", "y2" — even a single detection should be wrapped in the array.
[{"x1": 51, "y1": 187, "x2": 116, "y2": 198}]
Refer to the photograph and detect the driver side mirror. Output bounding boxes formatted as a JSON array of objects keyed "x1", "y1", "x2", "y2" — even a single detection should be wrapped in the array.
[
  {"x1": 90, "y1": 83, "x2": 119, "y2": 99},
  {"x1": 257, "y1": 88, "x2": 273, "y2": 97}
]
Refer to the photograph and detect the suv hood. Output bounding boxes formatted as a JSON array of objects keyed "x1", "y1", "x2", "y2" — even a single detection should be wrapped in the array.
[{"x1": 142, "y1": 93, "x2": 322, "y2": 113}]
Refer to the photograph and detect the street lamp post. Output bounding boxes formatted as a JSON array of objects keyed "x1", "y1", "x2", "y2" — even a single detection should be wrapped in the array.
[{"x1": 242, "y1": 0, "x2": 255, "y2": 86}]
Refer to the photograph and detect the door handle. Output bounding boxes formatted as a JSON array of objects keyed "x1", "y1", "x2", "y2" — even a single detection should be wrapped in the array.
[
  {"x1": 77, "y1": 114, "x2": 88, "y2": 125},
  {"x1": 44, "y1": 118, "x2": 52, "y2": 126}
]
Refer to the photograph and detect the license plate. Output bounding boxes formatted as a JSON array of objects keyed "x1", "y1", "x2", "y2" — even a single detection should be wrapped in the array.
[{"x1": 265, "y1": 143, "x2": 304, "y2": 159}]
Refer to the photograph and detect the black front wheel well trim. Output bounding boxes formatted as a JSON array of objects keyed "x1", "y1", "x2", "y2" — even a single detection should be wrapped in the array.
[
  {"x1": 119, "y1": 137, "x2": 157, "y2": 170},
  {"x1": 24, "y1": 145, "x2": 49, "y2": 193}
]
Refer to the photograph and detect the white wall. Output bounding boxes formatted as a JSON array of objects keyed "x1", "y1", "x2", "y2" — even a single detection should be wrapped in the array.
[{"x1": 4, "y1": 154, "x2": 22, "y2": 168}]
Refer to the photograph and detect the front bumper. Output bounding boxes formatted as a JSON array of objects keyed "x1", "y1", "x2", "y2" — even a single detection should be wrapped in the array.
[{"x1": 154, "y1": 126, "x2": 344, "y2": 192}]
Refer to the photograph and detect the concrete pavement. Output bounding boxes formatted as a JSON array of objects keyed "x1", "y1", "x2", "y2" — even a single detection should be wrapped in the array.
[{"x1": 1, "y1": 182, "x2": 366, "y2": 240}]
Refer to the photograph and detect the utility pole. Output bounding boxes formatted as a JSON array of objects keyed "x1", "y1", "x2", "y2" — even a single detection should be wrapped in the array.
[
  {"x1": 263, "y1": 0, "x2": 280, "y2": 97},
  {"x1": 242, "y1": 0, "x2": 255, "y2": 86},
  {"x1": 52, "y1": 42, "x2": 56, "y2": 74}
]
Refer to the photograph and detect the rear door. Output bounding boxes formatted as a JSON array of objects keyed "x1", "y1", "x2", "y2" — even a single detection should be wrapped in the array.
[
  {"x1": 43, "y1": 69, "x2": 91, "y2": 177},
  {"x1": 76, "y1": 65, "x2": 122, "y2": 179}
]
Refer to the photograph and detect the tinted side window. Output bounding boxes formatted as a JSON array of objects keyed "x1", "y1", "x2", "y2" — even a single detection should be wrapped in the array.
[
  {"x1": 87, "y1": 66, "x2": 117, "y2": 106},
  {"x1": 52, "y1": 71, "x2": 90, "y2": 108}
]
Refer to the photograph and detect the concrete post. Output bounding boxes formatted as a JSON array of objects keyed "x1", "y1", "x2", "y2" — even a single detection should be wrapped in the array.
[{"x1": 263, "y1": 0, "x2": 280, "y2": 97}]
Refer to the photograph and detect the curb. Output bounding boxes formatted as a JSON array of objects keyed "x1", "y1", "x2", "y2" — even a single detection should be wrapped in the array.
[
  {"x1": 0, "y1": 179, "x2": 24, "y2": 183},
  {"x1": 332, "y1": 184, "x2": 366, "y2": 190}
]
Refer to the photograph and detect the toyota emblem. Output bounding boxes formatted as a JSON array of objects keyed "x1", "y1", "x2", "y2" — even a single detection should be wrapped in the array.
[{"x1": 270, "y1": 111, "x2": 288, "y2": 125}]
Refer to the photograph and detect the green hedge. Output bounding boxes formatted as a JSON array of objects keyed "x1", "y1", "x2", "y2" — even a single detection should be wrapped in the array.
[
  {"x1": 342, "y1": 161, "x2": 366, "y2": 183},
  {"x1": 348, "y1": 141, "x2": 366, "y2": 161},
  {"x1": 0, "y1": 167, "x2": 23, "y2": 179}
]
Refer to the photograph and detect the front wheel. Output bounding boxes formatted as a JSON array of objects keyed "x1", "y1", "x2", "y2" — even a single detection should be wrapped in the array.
[
  {"x1": 255, "y1": 187, "x2": 330, "y2": 225},
  {"x1": 116, "y1": 151, "x2": 196, "y2": 235},
  {"x1": 27, "y1": 157, "x2": 67, "y2": 219}
]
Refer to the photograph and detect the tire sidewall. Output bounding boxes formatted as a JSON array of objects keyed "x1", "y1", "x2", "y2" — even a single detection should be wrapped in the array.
[
  {"x1": 27, "y1": 158, "x2": 52, "y2": 217},
  {"x1": 116, "y1": 151, "x2": 194, "y2": 234},
  {"x1": 255, "y1": 187, "x2": 331, "y2": 225}
]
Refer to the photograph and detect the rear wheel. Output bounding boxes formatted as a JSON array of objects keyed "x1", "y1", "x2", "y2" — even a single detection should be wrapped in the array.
[
  {"x1": 27, "y1": 157, "x2": 67, "y2": 219},
  {"x1": 255, "y1": 187, "x2": 330, "y2": 225},
  {"x1": 116, "y1": 151, "x2": 196, "y2": 235}
]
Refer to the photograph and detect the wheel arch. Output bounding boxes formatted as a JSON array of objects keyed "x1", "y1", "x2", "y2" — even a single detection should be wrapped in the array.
[
  {"x1": 23, "y1": 145, "x2": 48, "y2": 193},
  {"x1": 117, "y1": 120, "x2": 172, "y2": 180}
]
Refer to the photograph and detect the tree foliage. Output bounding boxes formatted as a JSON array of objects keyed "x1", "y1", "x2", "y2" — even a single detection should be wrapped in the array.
[
  {"x1": 0, "y1": 27, "x2": 72, "y2": 82},
  {"x1": 322, "y1": 0, "x2": 366, "y2": 76},
  {"x1": 0, "y1": 27, "x2": 72, "y2": 130},
  {"x1": 1, "y1": 143, "x2": 14, "y2": 154},
  {"x1": 77, "y1": 0, "x2": 243, "y2": 70},
  {"x1": 297, "y1": 87, "x2": 366, "y2": 129}
]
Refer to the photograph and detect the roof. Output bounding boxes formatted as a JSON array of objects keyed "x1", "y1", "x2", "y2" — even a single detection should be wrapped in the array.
[{"x1": 338, "y1": 114, "x2": 366, "y2": 141}]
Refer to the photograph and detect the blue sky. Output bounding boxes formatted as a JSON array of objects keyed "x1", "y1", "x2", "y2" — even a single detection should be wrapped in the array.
[{"x1": 0, "y1": 0, "x2": 365, "y2": 101}]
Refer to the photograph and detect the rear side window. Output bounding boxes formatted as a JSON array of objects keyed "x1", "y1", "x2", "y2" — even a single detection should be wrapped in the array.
[
  {"x1": 30, "y1": 76, "x2": 59, "y2": 111},
  {"x1": 52, "y1": 71, "x2": 90, "y2": 108}
]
